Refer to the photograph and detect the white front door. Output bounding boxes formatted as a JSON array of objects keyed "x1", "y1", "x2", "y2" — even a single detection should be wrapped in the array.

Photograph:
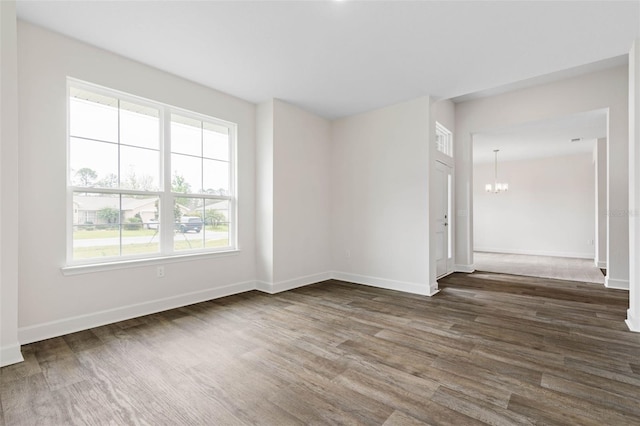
[{"x1": 435, "y1": 161, "x2": 453, "y2": 278}]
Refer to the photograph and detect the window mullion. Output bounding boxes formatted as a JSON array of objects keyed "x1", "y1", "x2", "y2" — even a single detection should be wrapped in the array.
[
  {"x1": 160, "y1": 108, "x2": 173, "y2": 255},
  {"x1": 232, "y1": 124, "x2": 238, "y2": 249},
  {"x1": 66, "y1": 82, "x2": 74, "y2": 263},
  {"x1": 118, "y1": 194, "x2": 123, "y2": 256}
]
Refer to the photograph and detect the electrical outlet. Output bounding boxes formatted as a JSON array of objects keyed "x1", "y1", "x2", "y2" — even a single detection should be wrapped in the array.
[
  {"x1": 157, "y1": 266, "x2": 165, "y2": 278},
  {"x1": 346, "y1": 250, "x2": 351, "y2": 259}
]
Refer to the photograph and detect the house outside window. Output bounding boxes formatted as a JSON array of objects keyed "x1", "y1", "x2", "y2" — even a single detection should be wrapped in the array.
[{"x1": 68, "y1": 80, "x2": 237, "y2": 265}]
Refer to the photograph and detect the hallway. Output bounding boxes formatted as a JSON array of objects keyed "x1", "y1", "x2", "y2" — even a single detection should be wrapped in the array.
[{"x1": 474, "y1": 252, "x2": 605, "y2": 284}]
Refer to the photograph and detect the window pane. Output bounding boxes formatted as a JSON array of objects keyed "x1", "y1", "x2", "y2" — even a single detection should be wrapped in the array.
[
  {"x1": 435, "y1": 122, "x2": 453, "y2": 157},
  {"x1": 121, "y1": 196, "x2": 161, "y2": 256},
  {"x1": 171, "y1": 115, "x2": 201, "y2": 157},
  {"x1": 121, "y1": 145, "x2": 160, "y2": 191},
  {"x1": 73, "y1": 192, "x2": 120, "y2": 259},
  {"x1": 70, "y1": 138, "x2": 118, "y2": 187},
  {"x1": 204, "y1": 200, "x2": 230, "y2": 249},
  {"x1": 203, "y1": 159, "x2": 229, "y2": 195},
  {"x1": 174, "y1": 198, "x2": 204, "y2": 251},
  {"x1": 203, "y1": 123, "x2": 229, "y2": 161},
  {"x1": 171, "y1": 153, "x2": 202, "y2": 193},
  {"x1": 70, "y1": 92, "x2": 118, "y2": 143},
  {"x1": 120, "y1": 101, "x2": 160, "y2": 150}
]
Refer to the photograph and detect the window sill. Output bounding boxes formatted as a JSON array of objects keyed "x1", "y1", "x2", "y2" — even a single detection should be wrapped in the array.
[{"x1": 61, "y1": 249, "x2": 241, "y2": 276}]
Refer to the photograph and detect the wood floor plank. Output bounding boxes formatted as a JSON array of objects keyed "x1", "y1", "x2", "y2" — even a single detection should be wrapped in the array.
[
  {"x1": 431, "y1": 386, "x2": 534, "y2": 426},
  {"x1": 564, "y1": 356, "x2": 640, "y2": 386},
  {"x1": 0, "y1": 349, "x2": 41, "y2": 386},
  {"x1": 337, "y1": 335, "x2": 437, "y2": 376},
  {"x1": 268, "y1": 383, "x2": 358, "y2": 425},
  {"x1": 382, "y1": 410, "x2": 433, "y2": 426},
  {"x1": 334, "y1": 366, "x2": 483, "y2": 426},
  {"x1": 540, "y1": 373, "x2": 640, "y2": 417},
  {"x1": 291, "y1": 373, "x2": 395, "y2": 425},
  {"x1": 0, "y1": 373, "x2": 72, "y2": 425},
  {"x1": 2, "y1": 273, "x2": 639, "y2": 425}
]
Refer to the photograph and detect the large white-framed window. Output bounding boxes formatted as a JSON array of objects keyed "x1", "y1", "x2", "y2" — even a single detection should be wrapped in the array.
[{"x1": 67, "y1": 79, "x2": 237, "y2": 266}]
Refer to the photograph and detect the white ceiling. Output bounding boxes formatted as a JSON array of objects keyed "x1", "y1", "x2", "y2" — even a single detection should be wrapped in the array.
[
  {"x1": 473, "y1": 109, "x2": 607, "y2": 164},
  {"x1": 15, "y1": 0, "x2": 640, "y2": 119}
]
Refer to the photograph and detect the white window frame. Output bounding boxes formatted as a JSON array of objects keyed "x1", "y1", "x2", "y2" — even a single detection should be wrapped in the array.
[
  {"x1": 65, "y1": 78, "x2": 238, "y2": 269},
  {"x1": 435, "y1": 121, "x2": 453, "y2": 157}
]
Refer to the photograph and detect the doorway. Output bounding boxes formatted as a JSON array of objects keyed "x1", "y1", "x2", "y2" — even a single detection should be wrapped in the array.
[
  {"x1": 471, "y1": 110, "x2": 607, "y2": 283},
  {"x1": 435, "y1": 161, "x2": 453, "y2": 278}
]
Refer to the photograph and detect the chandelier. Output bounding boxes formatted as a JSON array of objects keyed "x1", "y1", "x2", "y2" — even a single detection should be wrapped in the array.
[{"x1": 485, "y1": 149, "x2": 508, "y2": 193}]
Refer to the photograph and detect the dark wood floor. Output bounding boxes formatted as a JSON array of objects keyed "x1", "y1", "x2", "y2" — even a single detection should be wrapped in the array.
[{"x1": 2, "y1": 272, "x2": 640, "y2": 425}]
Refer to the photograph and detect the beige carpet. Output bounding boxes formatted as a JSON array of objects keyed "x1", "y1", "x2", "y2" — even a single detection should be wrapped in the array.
[{"x1": 473, "y1": 252, "x2": 605, "y2": 284}]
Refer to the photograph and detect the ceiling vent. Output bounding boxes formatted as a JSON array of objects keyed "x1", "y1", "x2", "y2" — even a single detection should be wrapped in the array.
[{"x1": 570, "y1": 137, "x2": 583, "y2": 143}]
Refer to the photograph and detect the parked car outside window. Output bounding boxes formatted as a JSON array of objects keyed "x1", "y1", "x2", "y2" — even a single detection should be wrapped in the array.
[{"x1": 176, "y1": 217, "x2": 203, "y2": 233}]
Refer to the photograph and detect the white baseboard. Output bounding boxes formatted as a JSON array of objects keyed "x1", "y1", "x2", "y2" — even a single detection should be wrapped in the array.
[
  {"x1": 18, "y1": 280, "x2": 256, "y2": 345},
  {"x1": 454, "y1": 264, "x2": 475, "y2": 273},
  {"x1": 429, "y1": 281, "x2": 440, "y2": 296},
  {"x1": 0, "y1": 343, "x2": 24, "y2": 367},
  {"x1": 626, "y1": 309, "x2": 640, "y2": 333},
  {"x1": 331, "y1": 271, "x2": 433, "y2": 296},
  {"x1": 595, "y1": 260, "x2": 607, "y2": 269},
  {"x1": 256, "y1": 272, "x2": 332, "y2": 295},
  {"x1": 604, "y1": 276, "x2": 629, "y2": 290},
  {"x1": 255, "y1": 280, "x2": 272, "y2": 293},
  {"x1": 15, "y1": 269, "x2": 442, "y2": 353},
  {"x1": 475, "y1": 247, "x2": 594, "y2": 259}
]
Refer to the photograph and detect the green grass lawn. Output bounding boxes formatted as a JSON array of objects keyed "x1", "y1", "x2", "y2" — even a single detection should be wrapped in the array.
[
  {"x1": 73, "y1": 228, "x2": 157, "y2": 239},
  {"x1": 73, "y1": 225, "x2": 228, "y2": 240},
  {"x1": 73, "y1": 238, "x2": 230, "y2": 259}
]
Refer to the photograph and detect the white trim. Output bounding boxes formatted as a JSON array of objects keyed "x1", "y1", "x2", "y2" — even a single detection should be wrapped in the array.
[
  {"x1": 595, "y1": 260, "x2": 607, "y2": 269},
  {"x1": 604, "y1": 276, "x2": 629, "y2": 290},
  {"x1": 66, "y1": 78, "x2": 238, "y2": 267},
  {"x1": 0, "y1": 344, "x2": 24, "y2": 367},
  {"x1": 16, "y1": 269, "x2": 443, "y2": 350},
  {"x1": 474, "y1": 247, "x2": 594, "y2": 259},
  {"x1": 256, "y1": 272, "x2": 332, "y2": 295},
  {"x1": 331, "y1": 271, "x2": 434, "y2": 296},
  {"x1": 626, "y1": 309, "x2": 640, "y2": 333},
  {"x1": 429, "y1": 282, "x2": 441, "y2": 297},
  {"x1": 255, "y1": 281, "x2": 272, "y2": 293},
  {"x1": 61, "y1": 249, "x2": 241, "y2": 275},
  {"x1": 454, "y1": 264, "x2": 475, "y2": 273},
  {"x1": 435, "y1": 121, "x2": 453, "y2": 157},
  {"x1": 18, "y1": 279, "x2": 255, "y2": 345}
]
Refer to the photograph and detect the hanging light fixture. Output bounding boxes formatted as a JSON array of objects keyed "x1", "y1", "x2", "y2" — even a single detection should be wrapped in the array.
[{"x1": 485, "y1": 149, "x2": 508, "y2": 193}]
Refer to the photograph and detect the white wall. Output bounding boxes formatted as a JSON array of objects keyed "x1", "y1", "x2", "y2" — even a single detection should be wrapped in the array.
[
  {"x1": 0, "y1": 0, "x2": 23, "y2": 367},
  {"x1": 331, "y1": 97, "x2": 436, "y2": 295},
  {"x1": 17, "y1": 22, "x2": 257, "y2": 343},
  {"x1": 456, "y1": 66, "x2": 629, "y2": 289},
  {"x1": 256, "y1": 101, "x2": 274, "y2": 284},
  {"x1": 595, "y1": 138, "x2": 607, "y2": 268},
  {"x1": 433, "y1": 99, "x2": 455, "y2": 148},
  {"x1": 256, "y1": 99, "x2": 332, "y2": 292},
  {"x1": 474, "y1": 153, "x2": 595, "y2": 258},
  {"x1": 628, "y1": 40, "x2": 640, "y2": 332},
  {"x1": 272, "y1": 100, "x2": 331, "y2": 288}
]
